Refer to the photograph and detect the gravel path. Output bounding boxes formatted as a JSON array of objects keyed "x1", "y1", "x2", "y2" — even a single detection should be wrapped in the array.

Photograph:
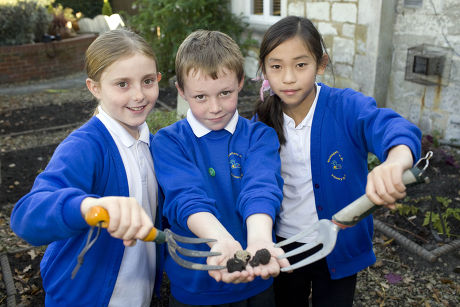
[{"x1": 0, "y1": 78, "x2": 459, "y2": 306}]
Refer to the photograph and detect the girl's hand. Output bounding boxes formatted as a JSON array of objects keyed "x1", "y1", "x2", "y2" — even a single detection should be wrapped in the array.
[
  {"x1": 80, "y1": 196, "x2": 153, "y2": 246},
  {"x1": 366, "y1": 145, "x2": 414, "y2": 208},
  {"x1": 207, "y1": 238, "x2": 254, "y2": 284},
  {"x1": 246, "y1": 241, "x2": 290, "y2": 279}
]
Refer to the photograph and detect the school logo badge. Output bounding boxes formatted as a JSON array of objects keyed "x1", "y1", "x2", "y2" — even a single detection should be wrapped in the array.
[
  {"x1": 327, "y1": 150, "x2": 346, "y2": 181},
  {"x1": 229, "y1": 152, "x2": 243, "y2": 179}
]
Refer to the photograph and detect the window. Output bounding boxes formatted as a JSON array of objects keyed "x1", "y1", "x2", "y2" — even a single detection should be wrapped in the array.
[{"x1": 248, "y1": 0, "x2": 285, "y2": 26}]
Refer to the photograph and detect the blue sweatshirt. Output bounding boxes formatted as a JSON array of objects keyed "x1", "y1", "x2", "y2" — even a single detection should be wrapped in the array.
[
  {"x1": 274, "y1": 83, "x2": 422, "y2": 279},
  {"x1": 10, "y1": 117, "x2": 164, "y2": 306},
  {"x1": 152, "y1": 116, "x2": 283, "y2": 305}
]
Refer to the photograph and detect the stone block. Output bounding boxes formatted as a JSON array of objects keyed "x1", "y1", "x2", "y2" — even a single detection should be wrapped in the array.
[
  {"x1": 331, "y1": 3, "x2": 357, "y2": 23},
  {"x1": 306, "y1": 2, "x2": 330, "y2": 21},
  {"x1": 78, "y1": 14, "x2": 125, "y2": 34}
]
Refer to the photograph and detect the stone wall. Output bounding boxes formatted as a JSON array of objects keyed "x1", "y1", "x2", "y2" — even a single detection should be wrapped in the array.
[
  {"x1": 0, "y1": 34, "x2": 97, "y2": 84},
  {"x1": 233, "y1": 0, "x2": 460, "y2": 143},
  {"x1": 386, "y1": 0, "x2": 460, "y2": 143}
]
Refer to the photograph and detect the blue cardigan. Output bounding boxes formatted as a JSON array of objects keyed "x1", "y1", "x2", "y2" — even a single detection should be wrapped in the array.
[
  {"x1": 10, "y1": 117, "x2": 164, "y2": 306},
  {"x1": 152, "y1": 116, "x2": 283, "y2": 305},
  {"x1": 278, "y1": 83, "x2": 422, "y2": 279}
]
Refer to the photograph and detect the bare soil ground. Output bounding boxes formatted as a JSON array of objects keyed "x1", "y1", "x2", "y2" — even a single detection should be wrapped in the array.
[{"x1": 0, "y1": 82, "x2": 459, "y2": 306}]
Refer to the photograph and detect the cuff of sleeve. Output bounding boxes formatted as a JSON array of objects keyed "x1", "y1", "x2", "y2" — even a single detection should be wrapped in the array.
[
  {"x1": 385, "y1": 137, "x2": 421, "y2": 164},
  {"x1": 178, "y1": 204, "x2": 220, "y2": 229},
  {"x1": 63, "y1": 194, "x2": 100, "y2": 230},
  {"x1": 241, "y1": 199, "x2": 277, "y2": 224}
]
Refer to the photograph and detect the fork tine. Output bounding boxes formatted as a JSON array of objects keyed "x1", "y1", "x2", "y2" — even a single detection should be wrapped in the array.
[
  {"x1": 279, "y1": 240, "x2": 321, "y2": 259},
  {"x1": 168, "y1": 230, "x2": 218, "y2": 244},
  {"x1": 274, "y1": 223, "x2": 320, "y2": 248},
  {"x1": 281, "y1": 246, "x2": 332, "y2": 272},
  {"x1": 167, "y1": 245, "x2": 226, "y2": 271},
  {"x1": 167, "y1": 236, "x2": 221, "y2": 258}
]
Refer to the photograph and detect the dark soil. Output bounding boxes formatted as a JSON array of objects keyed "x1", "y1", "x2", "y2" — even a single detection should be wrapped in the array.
[{"x1": 1, "y1": 83, "x2": 459, "y2": 306}]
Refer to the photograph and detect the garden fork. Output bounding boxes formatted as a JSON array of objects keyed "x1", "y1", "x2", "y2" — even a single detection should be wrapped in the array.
[
  {"x1": 71, "y1": 206, "x2": 225, "y2": 279},
  {"x1": 276, "y1": 151, "x2": 433, "y2": 272}
]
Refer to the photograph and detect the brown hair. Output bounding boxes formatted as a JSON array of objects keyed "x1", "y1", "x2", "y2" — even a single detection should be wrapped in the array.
[
  {"x1": 85, "y1": 28, "x2": 158, "y2": 82},
  {"x1": 254, "y1": 16, "x2": 330, "y2": 146},
  {"x1": 175, "y1": 30, "x2": 244, "y2": 90}
]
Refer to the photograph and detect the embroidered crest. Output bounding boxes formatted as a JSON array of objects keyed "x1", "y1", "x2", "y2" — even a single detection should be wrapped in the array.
[
  {"x1": 327, "y1": 150, "x2": 346, "y2": 181},
  {"x1": 229, "y1": 152, "x2": 243, "y2": 179}
]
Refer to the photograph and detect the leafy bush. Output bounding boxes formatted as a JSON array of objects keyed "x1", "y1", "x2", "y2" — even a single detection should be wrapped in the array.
[
  {"x1": 147, "y1": 110, "x2": 179, "y2": 134},
  {"x1": 127, "y1": 0, "x2": 257, "y2": 82},
  {"x1": 53, "y1": 0, "x2": 105, "y2": 18},
  {"x1": 102, "y1": 0, "x2": 112, "y2": 16},
  {"x1": 0, "y1": 0, "x2": 52, "y2": 46}
]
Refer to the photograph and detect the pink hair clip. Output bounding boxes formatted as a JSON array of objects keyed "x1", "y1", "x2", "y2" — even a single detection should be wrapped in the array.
[{"x1": 253, "y1": 75, "x2": 274, "y2": 102}]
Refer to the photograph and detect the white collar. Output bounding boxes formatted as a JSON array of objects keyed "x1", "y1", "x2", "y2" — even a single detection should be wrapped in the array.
[
  {"x1": 97, "y1": 106, "x2": 150, "y2": 147},
  {"x1": 284, "y1": 83, "x2": 321, "y2": 129},
  {"x1": 186, "y1": 108, "x2": 239, "y2": 137}
]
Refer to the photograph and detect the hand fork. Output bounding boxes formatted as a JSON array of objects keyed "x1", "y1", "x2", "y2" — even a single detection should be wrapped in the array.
[
  {"x1": 276, "y1": 151, "x2": 433, "y2": 272},
  {"x1": 71, "y1": 206, "x2": 225, "y2": 279}
]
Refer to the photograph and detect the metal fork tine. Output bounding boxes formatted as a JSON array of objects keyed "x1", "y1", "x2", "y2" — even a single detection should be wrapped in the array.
[
  {"x1": 281, "y1": 247, "x2": 331, "y2": 272},
  {"x1": 280, "y1": 240, "x2": 321, "y2": 259},
  {"x1": 275, "y1": 222, "x2": 320, "y2": 248},
  {"x1": 169, "y1": 230, "x2": 218, "y2": 244},
  {"x1": 167, "y1": 245, "x2": 226, "y2": 271},
  {"x1": 167, "y1": 236, "x2": 221, "y2": 258}
]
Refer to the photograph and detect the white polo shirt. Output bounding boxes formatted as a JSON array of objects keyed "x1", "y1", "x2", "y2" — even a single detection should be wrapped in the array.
[
  {"x1": 96, "y1": 107, "x2": 157, "y2": 307},
  {"x1": 276, "y1": 85, "x2": 321, "y2": 243}
]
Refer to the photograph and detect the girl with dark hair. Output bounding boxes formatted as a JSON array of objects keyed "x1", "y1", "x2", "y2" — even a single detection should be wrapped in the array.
[{"x1": 254, "y1": 16, "x2": 422, "y2": 306}]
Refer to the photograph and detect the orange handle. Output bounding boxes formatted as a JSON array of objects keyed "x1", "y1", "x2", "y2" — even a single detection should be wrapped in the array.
[{"x1": 84, "y1": 206, "x2": 159, "y2": 242}]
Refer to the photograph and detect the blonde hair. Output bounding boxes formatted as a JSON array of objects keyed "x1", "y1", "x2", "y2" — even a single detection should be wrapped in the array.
[
  {"x1": 85, "y1": 28, "x2": 158, "y2": 82},
  {"x1": 175, "y1": 30, "x2": 244, "y2": 90}
]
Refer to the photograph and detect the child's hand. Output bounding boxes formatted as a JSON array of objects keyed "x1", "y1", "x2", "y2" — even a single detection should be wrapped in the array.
[
  {"x1": 207, "y1": 238, "x2": 254, "y2": 284},
  {"x1": 366, "y1": 145, "x2": 414, "y2": 208},
  {"x1": 81, "y1": 196, "x2": 153, "y2": 246},
  {"x1": 246, "y1": 241, "x2": 289, "y2": 279}
]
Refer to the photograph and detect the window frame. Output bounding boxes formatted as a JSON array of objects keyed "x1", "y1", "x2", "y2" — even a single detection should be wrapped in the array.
[{"x1": 246, "y1": 0, "x2": 286, "y2": 27}]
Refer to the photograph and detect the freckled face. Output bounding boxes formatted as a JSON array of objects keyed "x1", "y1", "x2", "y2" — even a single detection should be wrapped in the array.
[
  {"x1": 264, "y1": 36, "x2": 325, "y2": 113},
  {"x1": 177, "y1": 68, "x2": 243, "y2": 131},
  {"x1": 88, "y1": 53, "x2": 159, "y2": 138}
]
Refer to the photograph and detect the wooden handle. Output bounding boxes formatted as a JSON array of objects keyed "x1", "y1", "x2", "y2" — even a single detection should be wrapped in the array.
[
  {"x1": 332, "y1": 167, "x2": 427, "y2": 227},
  {"x1": 84, "y1": 206, "x2": 160, "y2": 242}
]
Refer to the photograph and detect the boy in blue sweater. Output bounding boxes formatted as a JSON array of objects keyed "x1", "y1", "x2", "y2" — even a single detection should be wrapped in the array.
[{"x1": 152, "y1": 30, "x2": 289, "y2": 306}]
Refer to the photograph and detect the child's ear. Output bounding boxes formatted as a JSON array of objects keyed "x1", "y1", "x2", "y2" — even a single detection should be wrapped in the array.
[
  {"x1": 238, "y1": 75, "x2": 245, "y2": 92},
  {"x1": 86, "y1": 78, "x2": 101, "y2": 100},
  {"x1": 175, "y1": 81, "x2": 186, "y2": 101},
  {"x1": 317, "y1": 54, "x2": 329, "y2": 75}
]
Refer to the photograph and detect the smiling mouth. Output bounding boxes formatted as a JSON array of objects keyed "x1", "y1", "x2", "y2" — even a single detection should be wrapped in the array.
[{"x1": 127, "y1": 106, "x2": 146, "y2": 111}]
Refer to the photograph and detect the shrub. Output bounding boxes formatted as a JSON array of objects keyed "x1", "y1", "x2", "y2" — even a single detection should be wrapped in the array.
[
  {"x1": 53, "y1": 0, "x2": 105, "y2": 18},
  {"x1": 147, "y1": 110, "x2": 179, "y2": 134},
  {"x1": 102, "y1": 0, "x2": 112, "y2": 16},
  {"x1": 0, "y1": 0, "x2": 53, "y2": 46},
  {"x1": 127, "y1": 0, "x2": 257, "y2": 82}
]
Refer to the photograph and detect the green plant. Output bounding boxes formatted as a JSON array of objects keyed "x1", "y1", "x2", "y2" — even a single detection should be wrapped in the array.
[
  {"x1": 367, "y1": 153, "x2": 380, "y2": 171},
  {"x1": 53, "y1": 0, "x2": 105, "y2": 18},
  {"x1": 127, "y1": 0, "x2": 258, "y2": 82},
  {"x1": 0, "y1": 0, "x2": 53, "y2": 46},
  {"x1": 147, "y1": 110, "x2": 179, "y2": 134},
  {"x1": 102, "y1": 0, "x2": 112, "y2": 16},
  {"x1": 395, "y1": 203, "x2": 419, "y2": 216},
  {"x1": 422, "y1": 196, "x2": 460, "y2": 238}
]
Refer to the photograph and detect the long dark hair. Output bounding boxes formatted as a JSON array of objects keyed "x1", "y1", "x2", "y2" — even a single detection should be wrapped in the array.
[{"x1": 254, "y1": 16, "x2": 329, "y2": 146}]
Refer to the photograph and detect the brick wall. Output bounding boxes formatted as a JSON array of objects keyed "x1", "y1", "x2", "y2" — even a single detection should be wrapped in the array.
[{"x1": 0, "y1": 34, "x2": 97, "y2": 84}]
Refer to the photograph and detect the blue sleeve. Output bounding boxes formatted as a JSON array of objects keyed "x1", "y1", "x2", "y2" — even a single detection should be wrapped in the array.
[
  {"x1": 237, "y1": 124, "x2": 283, "y2": 222},
  {"x1": 152, "y1": 127, "x2": 219, "y2": 230},
  {"x1": 10, "y1": 132, "x2": 101, "y2": 246},
  {"x1": 341, "y1": 90, "x2": 422, "y2": 163}
]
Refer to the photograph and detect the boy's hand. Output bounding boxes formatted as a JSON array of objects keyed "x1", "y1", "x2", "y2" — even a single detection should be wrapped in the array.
[
  {"x1": 246, "y1": 241, "x2": 290, "y2": 279},
  {"x1": 207, "y1": 238, "x2": 254, "y2": 284},
  {"x1": 366, "y1": 145, "x2": 414, "y2": 208},
  {"x1": 80, "y1": 196, "x2": 153, "y2": 246}
]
